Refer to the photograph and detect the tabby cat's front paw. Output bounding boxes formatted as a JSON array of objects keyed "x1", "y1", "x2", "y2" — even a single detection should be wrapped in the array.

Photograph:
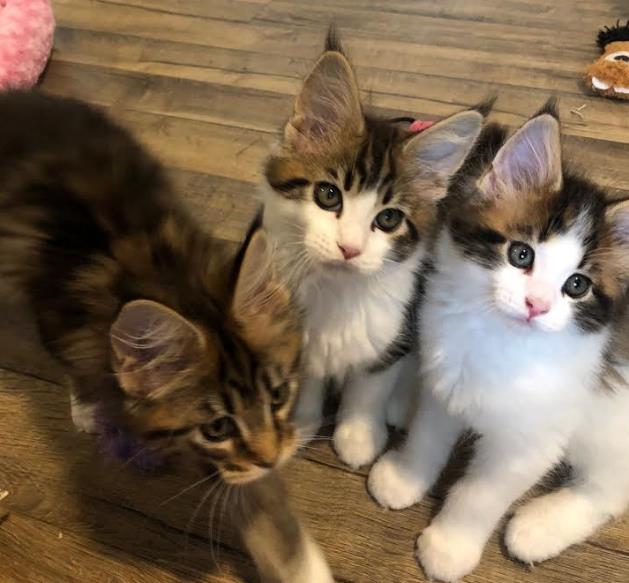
[
  {"x1": 416, "y1": 523, "x2": 483, "y2": 582},
  {"x1": 333, "y1": 418, "x2": 386, "y2": 469},
  {"x1": 367, "y1": 451, "x2": 425, "y2": 509},
  {"x1": 70, "y1": 394, "x2": 98, "y2": 434}
]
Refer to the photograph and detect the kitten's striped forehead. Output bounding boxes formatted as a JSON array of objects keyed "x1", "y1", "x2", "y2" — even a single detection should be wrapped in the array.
[{"x1": 266, "y1": 116, "x2": 408, "y2": 204}]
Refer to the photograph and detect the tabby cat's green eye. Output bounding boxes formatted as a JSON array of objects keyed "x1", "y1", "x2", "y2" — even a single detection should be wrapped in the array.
[
  {"x1": 201, "y1": 416, "x2": 235, "y2": 441},
  {"x1": 508, "y1": 242, "x2": 535, "y2": 269},
  {"x1": 563, "y1": 274, "x2": 592, "y2": 299},
  {"x1": 374, "y1": 208, "x2": 405, "y2": 232},
  {"x1": 270, "y1": 383, "x2": 289, "y2": 409},
  {"x1": 314, "y1": 182, "x2": 342, "y2": 211}
]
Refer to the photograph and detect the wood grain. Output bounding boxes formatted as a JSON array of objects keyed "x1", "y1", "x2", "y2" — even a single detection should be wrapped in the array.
[{"x1": 1, "y1": 0, "x2": 628, "y2": 581}]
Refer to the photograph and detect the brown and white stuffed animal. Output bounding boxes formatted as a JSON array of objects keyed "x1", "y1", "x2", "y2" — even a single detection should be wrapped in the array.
[{"x1": 585, "y1": 20, "x2": 629, "y2": 99}]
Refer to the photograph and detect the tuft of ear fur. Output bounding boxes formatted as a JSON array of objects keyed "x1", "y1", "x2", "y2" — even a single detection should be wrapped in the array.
[
  {"x1": 403, "y1": 110, "x2": 484, "y2": 190},
  {"x1": 110, "y1": 300, "x2": 206, "y2": 400},
  {"x1": 232, "y1": 228, "x2": 298, "y2": 358},
  {"x1": 479, "y1": 113, "x2": 562, "y2": 199},
  {"x1": 284, "y1": 43, "x2": 364, "y2": 155}
]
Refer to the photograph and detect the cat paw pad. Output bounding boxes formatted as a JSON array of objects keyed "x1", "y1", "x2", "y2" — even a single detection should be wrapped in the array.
[
  {"x1": 505, "y1": 492, "x2": 594, "y2": 564},
  {"x1": 70, "y1": 395, "x2": 98, "y2": 434},
  {"x1": 333, "y1": 418, "x2": 386, "y2": 469},
  {"x1": 367, "y1": 451, "x2": 425, "y2": 509},
  {"x1": 416, "y1": 524, "x2": 483, "y2": 582}
]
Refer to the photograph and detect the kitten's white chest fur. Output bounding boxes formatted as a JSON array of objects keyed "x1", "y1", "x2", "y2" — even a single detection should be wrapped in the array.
[
  {"x1": 421, "y1": 234, "x2": 607, "y2": 429},
  {"x1": 296, "y1": 257, "x2": 417, "y2": 380}
]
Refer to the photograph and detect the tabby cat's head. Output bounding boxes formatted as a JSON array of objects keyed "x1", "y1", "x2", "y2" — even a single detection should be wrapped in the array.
[
  {"x1": 109, "y1": 229, "x2": 302, "y2": 484},
  {"x1": 263, "y1": 31, "x2": 484, "y2": 276},
  {"x1": 443, "y1": 103, "x2": 629, "y2": 334}
]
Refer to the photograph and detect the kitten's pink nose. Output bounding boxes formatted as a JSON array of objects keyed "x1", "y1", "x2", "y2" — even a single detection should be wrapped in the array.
[
  {"x1": 525, "y1": 297, "x2": 550, "y2": 319},
  {"x1": 337, "y1": 243, "x2": 361, "y2": 260}
]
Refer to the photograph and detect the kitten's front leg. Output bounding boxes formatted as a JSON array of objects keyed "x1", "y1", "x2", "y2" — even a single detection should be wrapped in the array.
[
  {"x1": 67, "y1": 376, "x2": 98, "y2": 434},
  {"x1": 241, "y1": 473, "x2": 334, "y2": 583},
  {"x1": 368, "y1": 389, "x2": 462, "y2": 509},
  {"x1": 293, "y1": 376, "x2": 327, "y2": 444},
  {"x1": 417, "y1": 433, "x2": 564, "y2": 582},
  {"x1": 333, "y1": 360, "x2": 403, "y2": 469}
]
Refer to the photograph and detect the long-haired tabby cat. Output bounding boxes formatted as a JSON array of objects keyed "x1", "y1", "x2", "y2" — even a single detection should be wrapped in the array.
[
  {"x1": 262, "y1": 29, "x2": 485, "y2": 468},
  {"x1": 368, "y1": 102, "x2": 629, "y2": 582},
  {"x1": 0, "y1": 91, "x2": 333, "y2": 583}
]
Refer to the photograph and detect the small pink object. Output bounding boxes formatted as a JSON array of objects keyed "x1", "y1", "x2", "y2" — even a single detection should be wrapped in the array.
[
  {"x1": 0, "y1": 0, "x2": 55, "y2": 91},
  {"x1": 409, "y1": 119, "x2": 435, "y2": 133}
]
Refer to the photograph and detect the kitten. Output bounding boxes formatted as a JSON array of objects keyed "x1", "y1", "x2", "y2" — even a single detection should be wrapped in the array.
[
  {"x1": 0, "y1": 91, "x2": 333, "y2": 583},
  {"x1": 262, "y1": 29, "x2": 484, "y2": 468},
  {"x1": 368, "y1": 102, "x2": 629, "y2": 582}
]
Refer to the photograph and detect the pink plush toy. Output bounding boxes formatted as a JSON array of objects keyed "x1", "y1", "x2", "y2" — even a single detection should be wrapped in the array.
[{"x1": 0, "y1": 0, "x2": 55, "y2": 91}]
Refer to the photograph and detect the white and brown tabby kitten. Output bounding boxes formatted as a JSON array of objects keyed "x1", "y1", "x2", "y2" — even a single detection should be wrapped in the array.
[
  {"x1": 0, "y1": 91, "x2": 332, "y2": 583},
  {"x1": 263, "y1": 30, "x2": 484, "y2": 468},
  {"x1": 369, "y1": 102, "x2": 629, "y2": 582}
]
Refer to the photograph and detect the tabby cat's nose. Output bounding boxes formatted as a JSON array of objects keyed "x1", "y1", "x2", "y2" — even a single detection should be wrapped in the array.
[{"x1": 337, "y1": 243, "x2": 361, "y2": 260}]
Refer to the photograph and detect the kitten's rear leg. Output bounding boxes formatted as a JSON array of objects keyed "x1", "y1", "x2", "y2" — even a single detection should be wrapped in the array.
[
  {"x1": 506, "y1": 393, "x2": 629, "y2": 564},
  {"x1": 333, "y1": 360, "x2": 403, "y2": 469},
  {"x1": 67, "y1": 376, "x2": 98, "y2": 434}
]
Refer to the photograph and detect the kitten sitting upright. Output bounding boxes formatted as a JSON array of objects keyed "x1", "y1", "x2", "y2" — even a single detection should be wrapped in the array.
[
  {"x1": 0, "y1": 91, "x2": 333, "y2": 583},
  {"x1": 368, "y1": 102, "x2": 629, "y2": 582},
  {"x1": 262, "y1": 29, "x2": 484, "y2": 468}
]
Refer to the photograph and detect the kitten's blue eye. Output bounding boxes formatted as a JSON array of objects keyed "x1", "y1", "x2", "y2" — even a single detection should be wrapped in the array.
[
  {"x1": 201, "y1": 416, "x2": 235, "y2": 441},
  {"x1": 374, "y1": 208, "x2": 405, "y2": 232},
  {"x1": 508, "y1": 242, "x2": 535, "y2": 269},
  {"x1": 563, "y1": 274, "x2": 591, "y2": 299},
  {"x1": 314, "y1": 182, "x2": 342, "y2": 211}
]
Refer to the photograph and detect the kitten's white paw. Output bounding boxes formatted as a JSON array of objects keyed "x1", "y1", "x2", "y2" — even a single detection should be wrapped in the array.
[
  {"x1": 416, "y1": 523, "x2": 483, "y2": 583},
  {"x1": 367, "y1": 451, "x2": 425, "y2": 509},
  {"x1": 505, "y1": 490, "x2": 598, "y2": 564},
  {"x1": 333, "y1": 417, "x2": 386, "y2": 469},
  {"x1": 70, "y1": 394, "x2": 98, "y2": 434}
]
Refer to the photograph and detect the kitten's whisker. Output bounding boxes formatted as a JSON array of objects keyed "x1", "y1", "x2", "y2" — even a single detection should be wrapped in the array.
[{"x1": 158, "y1": 472, "x2": 218, "y2": 507}]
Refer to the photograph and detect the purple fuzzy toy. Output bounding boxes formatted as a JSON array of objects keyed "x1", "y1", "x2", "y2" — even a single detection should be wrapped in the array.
[{"x1": 96, "y1": 412, "x2": 165, "y2": 473}]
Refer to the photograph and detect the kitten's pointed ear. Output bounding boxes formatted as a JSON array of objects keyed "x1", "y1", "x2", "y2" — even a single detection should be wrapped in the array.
[
  {"x1": 284, "y1": 50, "x2": 364, "y2": 154},
  {"x1": 232, "y1": 228, "x2": 299, "y2": 359},
  {"x1": 403, "y1": 110, "x2": 484, "y2": 191},
  {"x1": 110, "y1": 300, "x2": 206, "y2": 400},
  {"x1": 479, "y1": 114, "x2": 562, "y2": 199},
  {"x1": 606, "y1": 199, "x2": 629, "y2": 272}
]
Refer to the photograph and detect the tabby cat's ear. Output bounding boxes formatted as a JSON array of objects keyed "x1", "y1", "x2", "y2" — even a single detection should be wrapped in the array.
[
  {"x1": 284, "y1": 50, "x2": 364, "y2": 154},
  {"x1": 403, "y1": 110, "x2": 484, "y2": 196},
  {"x1": 232, "y1": 228, "x2": 299, "y2": 358},
  {"x1": 479, "y1": 114, "x2": 562, "y2": 199},
  {"x1": 110, "y1": 300, "x2": 206, "y2": 400}
]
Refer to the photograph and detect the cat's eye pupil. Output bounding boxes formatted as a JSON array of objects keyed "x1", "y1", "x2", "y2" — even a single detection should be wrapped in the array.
[
  {"x1": 563, "y1": 274, "x2": 592, "y2": 299},
  {"x1": 374, "y1": 208, "x2": 404, "y2": 232},
  {"x1": 270, "y1": 383, "x2": 289, "y2": 408},
  {"x1": 314, "y1": 182, "x2": 342, "y2": 211},
  {"x1": 201, "y1": 416, "x2": 235, "y2": 441},
  {"x1": 508, "y1": 242, "x2": 535, "y2": 269},
  {"x1": 615, "y1": 55, "x2": 629, "y2": 62}
]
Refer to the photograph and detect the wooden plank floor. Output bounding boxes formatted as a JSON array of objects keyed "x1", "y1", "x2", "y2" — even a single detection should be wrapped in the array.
[{"x1": 1, "y1": 1, "x2": 629, "y2": 581}]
